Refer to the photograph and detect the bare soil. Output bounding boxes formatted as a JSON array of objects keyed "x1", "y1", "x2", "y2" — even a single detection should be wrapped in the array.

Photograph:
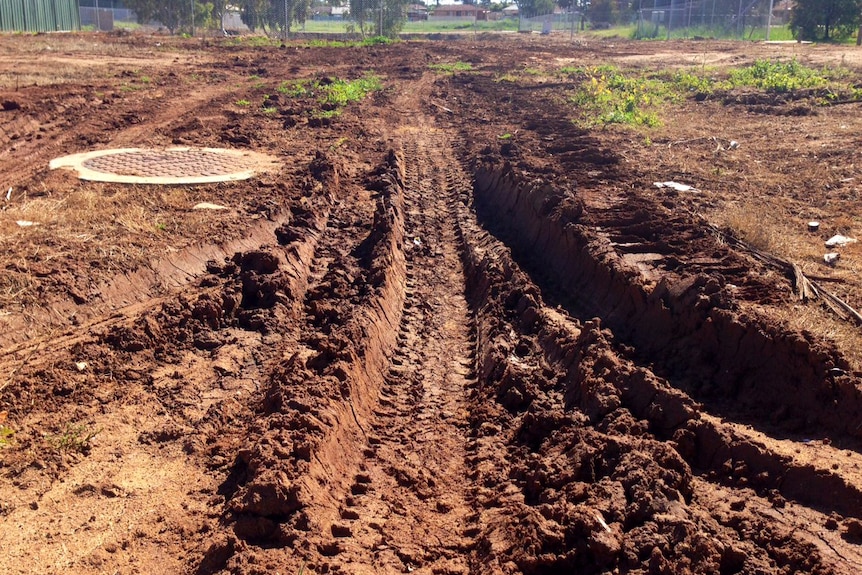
[{"x1": 2, "y1": 31, "x2": 862, "y2": 575}]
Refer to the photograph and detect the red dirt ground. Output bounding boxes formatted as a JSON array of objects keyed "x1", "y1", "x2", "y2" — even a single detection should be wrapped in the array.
[{"x1": 2, "y1": 31, "x2": 862, "y2": 575}]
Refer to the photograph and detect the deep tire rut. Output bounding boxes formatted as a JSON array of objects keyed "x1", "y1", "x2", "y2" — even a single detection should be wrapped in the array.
[{"x1": 328, "y1": 132, "x2": 479, "y2": 575}]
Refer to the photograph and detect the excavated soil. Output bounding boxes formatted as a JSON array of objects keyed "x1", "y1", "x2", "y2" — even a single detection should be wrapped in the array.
[{"x1": 3, "y1": 32, "x2": 862, "y2": 575}]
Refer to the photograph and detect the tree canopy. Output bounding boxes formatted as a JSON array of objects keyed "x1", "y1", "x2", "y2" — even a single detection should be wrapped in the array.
[
  {"x1": 124, "y1": 0, "x2": 202, "y2": 34},
  {"x1": 790, "y1": 0, "x2": 861, "y2": 41},
  {"x1": 239, "y1": 0, "x2": 312, "y2": 37},
  {"x1": 348, "y1": 0, "x2": 408, "y2": 37},
  {"x1": 514, "y1": 0, "x2": 556, "y2": 18}
]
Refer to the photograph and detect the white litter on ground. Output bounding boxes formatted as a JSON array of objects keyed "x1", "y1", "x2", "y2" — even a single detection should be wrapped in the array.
[
  {"x1": 654, "y1": 181, "x2": 699, "y2": 192},
  {"x1": 825, "y1": 235, "x2": 858, "y2": 248}
]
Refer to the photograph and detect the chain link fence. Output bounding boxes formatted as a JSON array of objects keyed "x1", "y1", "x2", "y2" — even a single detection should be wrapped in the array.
[
  {"x1": 514, "y1": 0, "x2": 784, "y2": 40},
  {"x1": 634, "y1": 1, "x2": 784, "y2": 39},
  {"x1": 518, "y1": 11, "x2": 584, "y2": 34},
  {"x1": 79, "y1": 7, "x2": 139, "y2": 31}
]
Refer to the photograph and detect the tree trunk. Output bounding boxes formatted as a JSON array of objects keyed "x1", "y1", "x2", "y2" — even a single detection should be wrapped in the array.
[{"x1": 857, "y1": 21, "x2": 862, "y2": 45}]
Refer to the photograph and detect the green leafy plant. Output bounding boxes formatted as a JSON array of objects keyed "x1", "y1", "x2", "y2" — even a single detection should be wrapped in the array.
[
  {"x1": 329, "y1": 137, "x2": 349, "y2": 150},
  {"x1": 362, "y1": 36, "x2": 393, "y2": 46},
  {"x1": 558, "y1": 65, "x2": 585, "y2": 77},
  {"x1": 672, "y1": 70, "x2": 716, "y2": 95},
  {"x1": 277, "y1": 74, "x2": 382, "y2": 121},
  {"x1": 428, "y1": 61, "x2": 473, "y2": 74},
  {"x1": 570, "y1": 66, "x2": 664, "y2": 127},
  {"x1": 313, "y1": 109, "x2": 342, "y2": 119},
  {"x1": 48, "y1": 423, "x2": 100, "y2": 453},
  {"x1": 235, "y1": 99, "x2": 251, "y2": 107},
  {"x1": 278, "y1": 80, "x2": 311, "y2": 97},
  {"x1": 0, "y1": 411, "x2": 13, "y2": 448},
  {"x1": 727, "y1": 59, "x2": 827, "y2": 92},
  {"x1": 319, "y1": 75, "x2": 382, "y2": 107},
  {"x1": 226, "y1": 35, "x2": 281, "y2": 48}
]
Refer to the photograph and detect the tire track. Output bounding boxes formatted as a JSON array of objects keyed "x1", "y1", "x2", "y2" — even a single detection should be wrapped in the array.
[{"x1": 317, "y1": 131, "x2": 480, "y2": 575}]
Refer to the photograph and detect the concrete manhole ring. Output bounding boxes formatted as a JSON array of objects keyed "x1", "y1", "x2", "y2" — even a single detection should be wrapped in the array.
[{"x1": 49, "y1": 147, "x2": 280, "y2": 185}]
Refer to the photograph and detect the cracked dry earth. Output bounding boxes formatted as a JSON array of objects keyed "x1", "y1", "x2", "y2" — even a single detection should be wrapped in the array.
[{"x1": 3, "y1": 32, "x2": 862, "y2": 575}]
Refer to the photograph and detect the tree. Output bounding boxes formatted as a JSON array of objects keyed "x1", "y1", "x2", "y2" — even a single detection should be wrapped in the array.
[
  {"x1": 125, "y1": 0, "x2": 187, "y2": 33},
  {"x1": 125, "y1": 0, "x2": 216, "y2": 33},
  {"x1": 589, "y1": 0, "x2": 619, "y2": 24},
  {"x1": 790, "y1": 0, "x2": 861, "y2": 41},
  {"x1": 349, "y1": 0, "x2": 408, "y2": 37},
  {"x1": 514, "y1": 0, "x2": 556, "y2": 18},
  {"x1": 239, "y1": 0, "x2": 312, "y2": 37}
]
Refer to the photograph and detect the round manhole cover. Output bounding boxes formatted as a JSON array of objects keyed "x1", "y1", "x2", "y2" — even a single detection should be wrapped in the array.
[{"x1": 49, "y1": 147, "x2": 280, "y2": 185}]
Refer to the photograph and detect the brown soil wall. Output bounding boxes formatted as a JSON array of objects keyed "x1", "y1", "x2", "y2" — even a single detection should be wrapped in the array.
[
  {"x1": 455, "y1": 174, "x2": 860, "y2": 573},
  {"x1": 473, "y1": 163, "x2": 862, "y2": 441},
  {"x1": 207, "y1": 151, "x2": 407, "y2": 571}
]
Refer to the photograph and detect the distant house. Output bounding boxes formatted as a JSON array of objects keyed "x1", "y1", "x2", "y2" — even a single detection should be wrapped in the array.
[
  {"x1": 311, "y1": 6, "x2": 332, "y2": 19},
  {"x1": 408, "y1": 4, "x2": 428, "y2": 21},
  {"x1": 431, "y1": 4, "x2": 487, "y2": 19},
  {"x1": 501, "y1": 4, "x2": 519, "y2": 18},
  {"x1": 313, "y1": 6, "x2": 349, "y2": 20}
]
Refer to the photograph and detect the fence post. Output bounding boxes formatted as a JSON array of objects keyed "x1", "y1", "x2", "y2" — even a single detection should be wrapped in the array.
[
  {"x1": 667, "y1": 0, "x2": 674, "y2": 40},
  {"x1": 766, "y1": 0, "x2": 773, "y2": 40}
]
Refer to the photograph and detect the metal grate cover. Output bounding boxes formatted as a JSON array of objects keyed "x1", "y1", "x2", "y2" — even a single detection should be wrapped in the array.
[{"x1": 50, "y1": 147, "x2": 279, "y2": 185}]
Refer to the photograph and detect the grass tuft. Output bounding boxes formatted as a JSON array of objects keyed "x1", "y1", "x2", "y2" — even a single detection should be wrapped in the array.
[
  {"x1": 0, "y1": 411, "x2": 13, "y2": 448},
  {"x1": 47, "y1": 423, "x2": 100, "y2": 453},
  {"x1": 428, "y1": 61, "x2": 473, "y2": 74}
]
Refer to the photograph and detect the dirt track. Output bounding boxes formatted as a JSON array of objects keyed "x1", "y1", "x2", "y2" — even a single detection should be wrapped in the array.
[{"x1": 3, "y1": 32, "x2": 862, "y2": 575}]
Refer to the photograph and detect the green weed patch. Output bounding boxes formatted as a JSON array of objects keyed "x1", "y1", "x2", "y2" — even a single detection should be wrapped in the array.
[
  {"x1": 567, "y1": 59, "x2": 862, "y2": 128},
  {"x1": 569, "y1": 66, "x2": 664, "y2": 127},
  {"x1": 428, "y1": 61, "x2": 473, "y2": 74},
  {"x1": 276, "y1": 74, "x2": 382, "y2": 121}
]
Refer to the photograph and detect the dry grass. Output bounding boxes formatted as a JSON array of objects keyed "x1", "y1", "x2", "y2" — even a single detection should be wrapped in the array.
[
  {"x1": 720, "y1": 202, "x2": 777, "y2": 252},
  {"x1": 0, "y1": 34, "x2": 179, "y2": 88},
  {"x1": 0, "y1": 178, "x2": 239, "y2": 308},
  {"x1": 716, "y1": 197, "x2": 862, "y2": 372}
]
